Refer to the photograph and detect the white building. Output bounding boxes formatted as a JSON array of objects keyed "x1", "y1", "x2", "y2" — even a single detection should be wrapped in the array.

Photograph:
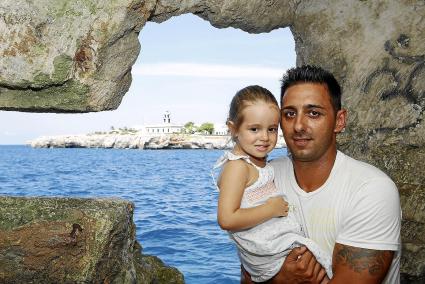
[
  {"x1": 141, "y1": 112, "x2": 231, "y2": 136},
  {"x1": 212, "y1": 123, "x2": 229, "y2": 136},
  {"x1": 143, "y1": 111, "x2": 183, "y2": 135}
]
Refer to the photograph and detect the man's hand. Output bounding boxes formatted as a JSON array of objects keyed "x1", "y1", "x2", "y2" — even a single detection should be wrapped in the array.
[
  {"x1": 240, "y1": 247, "x2": 326, "y2": 284},
  {"x1": 278, "y1": 246, "x2": 327, "y2": 284}
]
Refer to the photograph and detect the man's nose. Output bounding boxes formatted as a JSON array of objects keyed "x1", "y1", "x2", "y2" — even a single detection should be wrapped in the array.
[{"x1": 294, "y1": 115, "x2": 306, "y2": 132}]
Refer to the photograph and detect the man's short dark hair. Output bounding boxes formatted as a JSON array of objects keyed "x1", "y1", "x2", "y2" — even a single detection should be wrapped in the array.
[{"x1": 280, "y1": 65, "x2": 342, "y2": 113}]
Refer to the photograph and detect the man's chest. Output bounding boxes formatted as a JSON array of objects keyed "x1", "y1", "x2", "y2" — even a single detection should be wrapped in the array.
[{"x1": 287, "y1": 188, "x2": 350, "y2": 254}]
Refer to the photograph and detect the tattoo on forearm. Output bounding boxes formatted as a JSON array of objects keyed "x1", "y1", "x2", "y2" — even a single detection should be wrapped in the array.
[{"x1": 334, "y1": 244, "x2": 393, "y2": 276}]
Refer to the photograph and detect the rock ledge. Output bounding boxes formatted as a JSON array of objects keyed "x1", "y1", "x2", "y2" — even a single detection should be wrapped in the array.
[{"x1": 0, "y1": 196, "x2": 184, "y2": 283}]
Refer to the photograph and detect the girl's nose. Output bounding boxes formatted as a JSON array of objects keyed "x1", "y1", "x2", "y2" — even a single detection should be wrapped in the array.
[{"x1": 260, "y1": 130, "x2": 269, "y2": 141}]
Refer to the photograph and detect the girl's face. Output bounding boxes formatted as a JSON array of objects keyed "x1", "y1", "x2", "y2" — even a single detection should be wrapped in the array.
[{"x1": 231, "y1": 101, "x2": 280, "y2": 166}]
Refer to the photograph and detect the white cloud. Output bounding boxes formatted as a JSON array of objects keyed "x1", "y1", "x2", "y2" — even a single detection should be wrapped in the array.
[
  {"x1": 2, "y1": 131, "x2": 16, "y2": 136},
  {"x1": 132, "y1": 62, "x2": 286, "y2": 79}
]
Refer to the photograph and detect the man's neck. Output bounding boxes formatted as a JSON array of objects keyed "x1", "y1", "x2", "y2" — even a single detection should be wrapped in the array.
[{"x1": 292, "y1": 149, "x2": 337, "y2": 193}]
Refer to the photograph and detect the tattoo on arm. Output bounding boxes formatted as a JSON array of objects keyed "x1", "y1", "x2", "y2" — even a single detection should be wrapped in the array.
[{"x1": 334, "y1": 244, "x2": 394, "y2": 277}]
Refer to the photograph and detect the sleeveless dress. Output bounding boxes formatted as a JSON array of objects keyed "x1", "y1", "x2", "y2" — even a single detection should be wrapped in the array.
[{"x1": 213, "y1": 151, "x2": 333, "y2": 282}]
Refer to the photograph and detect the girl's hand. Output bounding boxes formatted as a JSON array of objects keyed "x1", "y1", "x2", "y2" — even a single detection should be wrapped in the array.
[{"x1": 266, "y1": 196, "x2": 289, "y2": 217}]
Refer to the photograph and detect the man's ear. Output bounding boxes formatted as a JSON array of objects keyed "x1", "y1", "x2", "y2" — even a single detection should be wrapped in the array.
[{"x1": 334, "y1": 109, "x2": 347, "y2": 133}]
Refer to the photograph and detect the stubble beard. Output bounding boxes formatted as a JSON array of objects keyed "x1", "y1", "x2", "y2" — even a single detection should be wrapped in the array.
[{"x1": 287, "y1": 136, "x2": 337, "y2": 164}]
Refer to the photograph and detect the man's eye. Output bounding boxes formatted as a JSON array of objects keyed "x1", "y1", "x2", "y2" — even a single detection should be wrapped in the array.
[
  {"x1": 309, "y1": 110, "x2": 321, "y2": 117},
  {"x1": 284, "y1": 111, "x2": 296, "y2": 118}
]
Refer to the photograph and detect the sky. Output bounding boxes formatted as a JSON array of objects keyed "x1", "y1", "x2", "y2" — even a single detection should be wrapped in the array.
[{"x1": 0, "y1": 14, "x2": 295, "y2": 144}]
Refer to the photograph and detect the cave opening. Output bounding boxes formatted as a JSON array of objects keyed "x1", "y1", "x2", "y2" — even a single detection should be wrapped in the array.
[
  {"x1": 116, "y1": 13, "x2": 297, "y2": 282},
  {"x1": 0, "y1": 13, "x2": 296, "y2": 283}
]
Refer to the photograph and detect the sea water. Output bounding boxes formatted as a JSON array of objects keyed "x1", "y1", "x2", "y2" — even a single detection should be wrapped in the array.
[{"x1": 0, "y1": 145, "x2": 286, "y2": 283}]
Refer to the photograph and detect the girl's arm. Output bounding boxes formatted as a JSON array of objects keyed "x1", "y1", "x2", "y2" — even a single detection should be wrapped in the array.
[{"x1": 217, "y1": 160, "x2": 288, "y2": 231}]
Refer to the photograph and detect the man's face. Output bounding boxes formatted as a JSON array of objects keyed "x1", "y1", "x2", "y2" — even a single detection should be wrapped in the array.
[{"x1": 281, "y1": 83, "x2": 346, "y2": 163}]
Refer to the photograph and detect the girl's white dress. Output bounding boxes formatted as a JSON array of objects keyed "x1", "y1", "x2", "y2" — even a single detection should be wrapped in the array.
[{"x1": 214, "y1": 151, "x2": 333, "y2": 282}]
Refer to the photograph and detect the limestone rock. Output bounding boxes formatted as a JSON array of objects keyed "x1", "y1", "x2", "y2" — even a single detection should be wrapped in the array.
[
  {"x1": 143, "y1": 134, "x2": 234, "y2": 149},
  {"x1": 0, "y1": 0, "x2": 157, "y2": 112},
  {"x1": 29, "y1": 132, "x2": 239, "y2": 150},
  {"x1": 0, "y1": 196, "x2": 184, "y2": 283},
  {"x1": 30, "y1": 133, "x2": 147, "y2": 149},
  {"x1": 1, "y1": 0, "x2": 424, "y2": 280},
  {"x1": 143, "y1": 134, "x2": 286, "y2": 149}
]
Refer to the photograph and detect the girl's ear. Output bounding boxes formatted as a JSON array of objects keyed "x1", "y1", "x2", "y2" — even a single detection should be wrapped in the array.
[{"x1": 227, "y1": 120, "x2": 237, "y2": 137}]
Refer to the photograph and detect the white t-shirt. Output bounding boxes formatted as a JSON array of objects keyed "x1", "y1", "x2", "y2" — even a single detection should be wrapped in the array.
[
  {"x1": 271, "y1": 151, "x2": 401, "y2": 283},
  {"x1": 214, "y1": 151, "x2": 333, "y2": 282}
]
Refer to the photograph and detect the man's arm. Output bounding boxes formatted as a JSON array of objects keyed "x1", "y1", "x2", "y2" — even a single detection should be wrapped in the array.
[
  {"x1": 330, "y1": 243, "x2": 394, "y2": 284},
  {"x1": 241, "y1": 244, "x2": 393, "y2": 284}
]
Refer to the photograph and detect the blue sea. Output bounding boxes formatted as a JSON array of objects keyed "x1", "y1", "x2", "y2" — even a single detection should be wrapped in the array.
[{"x1": 0, "y1": 145, "x2": 286, "y2": 283}]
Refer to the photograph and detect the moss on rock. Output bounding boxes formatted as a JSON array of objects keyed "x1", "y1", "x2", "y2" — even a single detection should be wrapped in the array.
[
  {"x1": 0, "y1": 79, "x2": 90, "y2": 112},
  {"x1": 0, "y1": 196, "x2": 184, "y2": 283}
]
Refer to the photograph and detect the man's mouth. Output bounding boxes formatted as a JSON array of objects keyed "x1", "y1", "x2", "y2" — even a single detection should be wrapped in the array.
[{"x1": 292, "y1": 136, "x2": 312, "y2": 146}]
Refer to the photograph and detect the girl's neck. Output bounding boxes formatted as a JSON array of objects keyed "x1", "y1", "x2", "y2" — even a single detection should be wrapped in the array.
[
  {"x1": 232, "y1": 146, "x2": 267, "y2": 168},
  {"x1": 249, "y1": 155, "x2": 267, "y2": 167}
]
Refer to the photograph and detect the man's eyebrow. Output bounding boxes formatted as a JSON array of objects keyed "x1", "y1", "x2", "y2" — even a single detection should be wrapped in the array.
[
  {"x1": 306, "y1": 104, "x2": 325, "y2": 109},
  {"x1": 281, "y1": 104, "x2": 325, "y2": 110}
]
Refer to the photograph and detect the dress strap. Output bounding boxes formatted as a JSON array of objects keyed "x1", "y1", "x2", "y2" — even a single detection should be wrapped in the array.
[
  {"x1": 211, "y1": 151, "x2": 258, "y2": 190},
  {"x1": 213, "y1": 151, "x2": 257, "y2": 169}
]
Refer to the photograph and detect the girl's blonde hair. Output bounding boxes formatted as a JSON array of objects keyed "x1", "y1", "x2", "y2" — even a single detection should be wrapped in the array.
[{"x1": 227, "y1": 85, "x2": 279, "y2": 132}]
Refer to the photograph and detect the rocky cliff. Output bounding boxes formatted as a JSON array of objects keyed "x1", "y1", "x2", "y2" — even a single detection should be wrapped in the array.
[
  {"x1": 1, "y1": 0, "x2": 424, "y2": 281},
  {"x1": 29, "y1": 133, "x2": 237, "y2": 149},
  {"x1": 0, "y1": 196, "x2": 184, "y2": 283},
  {"x1": 29, "y1": 133, "x2": 286, "y2": 149},
  {"x1": 30, "y1": 133, "x2": 147, "y2": 149}
]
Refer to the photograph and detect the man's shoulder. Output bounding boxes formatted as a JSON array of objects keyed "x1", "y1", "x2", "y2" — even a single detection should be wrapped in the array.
[
  {"x1": 269, "y1": 155, "x2": 292, "y2": 168},
  {"x1": 338, "y1": 151, "x2": 392, "y2": 182},
  {"x1": 337, "y1": 151, "x2": 399, "y2": 200}
]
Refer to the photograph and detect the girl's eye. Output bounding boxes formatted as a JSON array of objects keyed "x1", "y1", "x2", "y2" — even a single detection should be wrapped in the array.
[
  {"x1": 249, "y1": 128, "x2": 258, "y2": 132},
  {"x1": 268, "y1": 127, "x2": 278, "y2": 132}
]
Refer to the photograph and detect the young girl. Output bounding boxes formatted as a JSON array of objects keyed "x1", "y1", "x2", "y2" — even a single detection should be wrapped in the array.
[{"x1": 214, "y1": 85, "x2": 332, "y2": 283}]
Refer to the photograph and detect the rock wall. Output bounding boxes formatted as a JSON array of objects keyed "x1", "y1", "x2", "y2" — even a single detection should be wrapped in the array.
[
  {"x1": 0, "y1": 196, "x2": 184, "y2": 283},
  {"x1": 1, "y1": 0, "x2": 424, "y2": 281},
  {"x1": 0, "y1": 0, "x2": 156, "y2": 112}
]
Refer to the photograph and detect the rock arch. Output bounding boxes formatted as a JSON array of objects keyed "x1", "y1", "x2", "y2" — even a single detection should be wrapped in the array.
[{"x1": 0, "y1": 0, "x2": 424, "y2": 281}]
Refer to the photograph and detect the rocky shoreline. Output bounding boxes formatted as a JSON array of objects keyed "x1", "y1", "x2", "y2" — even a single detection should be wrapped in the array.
[
  {"x1": 0, "y1": 196, "x2": 184, "y2": 283},
  {"x1": 29, "y1": 133, "x2": 286, "y2": 150}
]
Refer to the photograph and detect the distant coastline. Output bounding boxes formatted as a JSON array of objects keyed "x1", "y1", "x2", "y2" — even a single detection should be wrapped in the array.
[{"x1": 29, "y1": 131, "x2": 286, "y2": 150}]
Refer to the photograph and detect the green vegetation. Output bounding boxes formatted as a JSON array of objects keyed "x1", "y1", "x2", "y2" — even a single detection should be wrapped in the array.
[
  {"x1": 52, "y1": 54, "x2": 73, "y2": 83},
  {"x1": 87, "y1": 126, "x2": 138, "y2": 136},
  {"x1": 0, "y1": 80, "x2": 90, "y2": 112},
  {"x1": 197, "y1": 122, "x2": 214, "y2": 135},
  {"x1": 87, "y1": 123, "x2": 218, "y2": 137},
  {"x1": 183, "y1": 121, "x2": 196, "y2": 134},
  {"x1": 182, "y1": 121, "x2": 215, "y2": 135}
]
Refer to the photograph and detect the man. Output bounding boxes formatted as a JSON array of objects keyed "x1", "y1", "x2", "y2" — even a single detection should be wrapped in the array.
[{"x1": 242, "y1": 65, "x2": 401, "y2": 283}]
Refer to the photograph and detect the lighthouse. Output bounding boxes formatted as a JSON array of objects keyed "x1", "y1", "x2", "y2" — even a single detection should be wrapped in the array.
[
  {"x1": 163, "y1": 110, "x2": 171, "y2": 124},
  {"x1": 144, "y1": 110, "x2": 183, "y2": 134}
]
